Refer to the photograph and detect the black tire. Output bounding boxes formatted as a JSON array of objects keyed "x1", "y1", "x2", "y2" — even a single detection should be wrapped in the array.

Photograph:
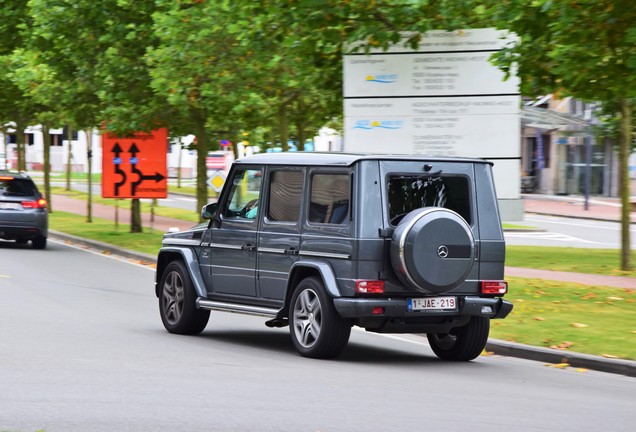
[
  {"x1": 427, "y1": 316, "x2": 490, "y2": 361},
  {"x1": 289, "y1": 276, "x2": 352, "y2": 359},
  {"x1": 159, "y1": 260, "x2": 210, "y2": 335},
  {"x1": 31, "y1": 236, "x2": 47, "y2": 249}
]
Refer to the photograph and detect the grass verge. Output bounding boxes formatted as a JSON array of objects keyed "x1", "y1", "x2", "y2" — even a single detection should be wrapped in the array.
[
  {"x1": 49, "y1": 212, "x2": 636, "y2": 360},
  {"x1": 506, "y1": 246, "x2": 636, "y2": 278},
  {"x1": 50, "y1": 211, "x2": 165, "y2": 256},
  {"x1": 491, "y1": 277, "x2": 636, "y2": 360}
]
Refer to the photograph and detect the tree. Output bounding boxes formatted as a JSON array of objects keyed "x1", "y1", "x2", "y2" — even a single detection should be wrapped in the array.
[{"x1": 475, "y1": 0, "x2": 636, "y2": 270}]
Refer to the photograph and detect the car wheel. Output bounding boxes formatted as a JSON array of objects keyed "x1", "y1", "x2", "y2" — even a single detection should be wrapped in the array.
[
  {"x1": 159, "y1": 260, "x2": 210, "y2": 335},
  {"x1": 289, "y1": 276, "x2": 352, "y2": 359},
  {"x1": 31, "y1": 236, "x2": 47, "y2": 249},
  {"x1": 427, "y1": 316, "x2": 490, "y2": 361}
]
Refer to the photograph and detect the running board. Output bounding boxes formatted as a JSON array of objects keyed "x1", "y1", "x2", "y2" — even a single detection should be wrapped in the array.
[{"x1": 196, "y1": 298, "x2": 279, "y2": 317}]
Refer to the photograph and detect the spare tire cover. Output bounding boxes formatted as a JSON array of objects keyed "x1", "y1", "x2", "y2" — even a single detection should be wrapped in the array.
[{"x1": 390, "y1": 207, "x2": 475, "y2": 294}]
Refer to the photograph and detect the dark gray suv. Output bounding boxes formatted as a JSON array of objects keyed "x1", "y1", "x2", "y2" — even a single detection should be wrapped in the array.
[
  {"x1": 0, "y1": 172, "x2": 48, "y2": 249},
  {"x1": 155, "y1": 153, "x2": 512, "y2": 360}
]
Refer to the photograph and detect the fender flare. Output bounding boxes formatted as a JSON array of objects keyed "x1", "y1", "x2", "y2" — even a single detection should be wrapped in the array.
[
  {"x1": 156, "y1": 247, "x2": 208, "y2": 298},
  {"x1": 288, "y1": 259, "x2": 342, "y2": 299}
]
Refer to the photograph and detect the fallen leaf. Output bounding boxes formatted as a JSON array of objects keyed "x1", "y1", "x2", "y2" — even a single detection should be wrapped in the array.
[
  {"x1": 575, "y1": 368, "x2": 588, "y2": 373},
  {"x1": 606, "y1": 296, "x2": 624, "y2": 301},
  {"x1": 571, "y1": 323, "x2": 588, "y2": 328},
  {"x1": 602, "y1": 354, "x2": 618, "y2": 359},
  {"x1": 546, "y1": 362, "x2": 570, "y2": 369},
  {"x1": 533, "y1": 317, "x2": 545, "y2": 321}
]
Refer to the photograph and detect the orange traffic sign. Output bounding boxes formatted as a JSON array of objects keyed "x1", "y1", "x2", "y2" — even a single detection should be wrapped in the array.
[{"x1": 101, "y1": 128, "x2": 168, "y2": 199}]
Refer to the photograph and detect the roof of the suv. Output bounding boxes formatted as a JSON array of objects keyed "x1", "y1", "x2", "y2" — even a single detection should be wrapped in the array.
[
  {"x1": 0, "y1": 171, "x2": 33, "y2": 180},
  {"x1": 234, "y1": 152, "x2": 493, "y2": 167}
]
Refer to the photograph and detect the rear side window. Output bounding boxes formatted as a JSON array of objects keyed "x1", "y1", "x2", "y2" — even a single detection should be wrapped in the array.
[
  {"x1": 0, "y1": 179, "x2": 39, "y2": 197},
  {"x1": 309, "y1": 174, "x2": 350, "y2": 225},
  {"x1": 387, "y1": 175, "x2": 471, "y2": 225},
  {"x1": 267, "y1": 170, "x2": 303, "y2": 222}
]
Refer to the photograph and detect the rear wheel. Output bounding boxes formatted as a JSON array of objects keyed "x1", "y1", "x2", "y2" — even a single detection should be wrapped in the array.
[
  {"x1": 159, "y1": 260, "x2": 210, "y2": 335},
  {"x1": 427, "y1": 316, "x2": 490, "y2": 361},
  {"x1": 289, "y1": 277, "x2": 352, "y2": 359},
  {"x1": 31, "y1": 236, "x2": 47, "y2": 249}
]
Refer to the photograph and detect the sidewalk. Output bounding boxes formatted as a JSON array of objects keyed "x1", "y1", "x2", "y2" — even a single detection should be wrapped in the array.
[{"x1": 521, "y1": 193, "x2": 636, "y2": 223}]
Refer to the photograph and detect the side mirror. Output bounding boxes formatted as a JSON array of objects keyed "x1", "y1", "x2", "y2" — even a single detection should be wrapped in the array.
[{"x1": 201, "y1": 202, "x2": 219, "y2": 220}]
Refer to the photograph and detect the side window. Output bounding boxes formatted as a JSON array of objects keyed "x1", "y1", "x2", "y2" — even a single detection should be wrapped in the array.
[
  {"x1": 309, "y1": 173, "x2": 350, "y2": 225},
  {"x1": 267, "y1": 170, "x2": 303, "y2": 223},
  {"x1": 223, "y1": 168, "x2": 262, "y2": 220}
]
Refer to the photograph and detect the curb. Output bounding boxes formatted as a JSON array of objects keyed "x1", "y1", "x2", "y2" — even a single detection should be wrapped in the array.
[
  {"x1": 486, "y1": 339, "x2": 636, "y2": 377},
  {"x1": 50, "y1": 230, "x2": 636, "y2": 377},
  {"x1": 526, "y1": 211, "x2": 636, "y2": 225}
]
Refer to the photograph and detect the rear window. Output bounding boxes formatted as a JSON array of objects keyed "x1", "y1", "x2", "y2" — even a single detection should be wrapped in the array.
[
  {"x1": 387, "y1": 175, "x2": 471, "y2": 225},
  {"x1": 0, "y1": 178, "x2": 39, "y2": 197}
]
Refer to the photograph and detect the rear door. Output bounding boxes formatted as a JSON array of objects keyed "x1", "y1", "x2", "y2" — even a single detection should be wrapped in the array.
[{"x1": 257, "y1": 168, "x2": 305, "y2": 301}]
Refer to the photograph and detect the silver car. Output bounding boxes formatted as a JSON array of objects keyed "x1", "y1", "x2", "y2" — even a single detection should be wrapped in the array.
[{"x1": 0, "y1": 172, "x2": 48, "y2": 249}]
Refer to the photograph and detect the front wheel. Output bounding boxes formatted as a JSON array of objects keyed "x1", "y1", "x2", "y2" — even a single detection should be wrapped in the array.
[
  {"x1": 427, "y1": 316, "x2": 490, "y2": 361},
  {"x1": 159, "y1": 260, "x2": 210, "y2": 335},
  {"x1": 289, "y1": 277, "x2": 352, "y2": 359}
]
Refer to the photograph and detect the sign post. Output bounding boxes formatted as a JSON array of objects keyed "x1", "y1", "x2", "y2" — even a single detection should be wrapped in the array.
[{"x1": 101, "y1": 128, "x2": 168, "y2": 199}]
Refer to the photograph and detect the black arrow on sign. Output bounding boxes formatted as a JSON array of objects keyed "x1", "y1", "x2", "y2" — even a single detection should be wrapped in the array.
[
  {"x1": 128, "y1": 143, "x2": 165, "y2": 196},
  {"x1": 112, "y1": 142, "x2": 126, "y2": 197}
]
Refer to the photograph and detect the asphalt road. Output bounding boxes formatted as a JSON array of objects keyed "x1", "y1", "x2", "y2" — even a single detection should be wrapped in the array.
[
  {"x1": 1, "y1": 239, "x2": 634, "y2": 431},
  {"x1": 505, "y1": 214, "x2": 636, "y2": 248}
]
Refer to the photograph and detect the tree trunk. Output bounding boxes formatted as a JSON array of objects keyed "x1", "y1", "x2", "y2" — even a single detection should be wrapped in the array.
[
  {"x1": 86, "y1": 128, "x2": 93, "y2": 223},
  {"x1": 619, "y1": 97, "x2": 632, "y2": 271},
  {"x1": 194, "y1": 117, "x2": 210, "y2": 220},
  {"x1": 130, "y1": 198, "x2": 142, "y2": 233},
  {"x1": 66, "y1": 125, "x2": 73, "y2": 191},
  {"x1": 15, "y1": 122, "x2": 25, "y2": 171},
  {"x1": 278, "y1": 105, "x2": 289, "y2": 152},
  {"x1": 42, "y1": 124, "x2": 53, "y2": 213}
]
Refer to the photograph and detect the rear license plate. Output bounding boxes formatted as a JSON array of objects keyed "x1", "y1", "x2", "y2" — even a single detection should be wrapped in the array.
[
  {"x1": 408, "y1": 297, "x2": 457, "y2": 311},
  {"x1": 0, "y1": 202, "x2": 21, "y2": 210}
]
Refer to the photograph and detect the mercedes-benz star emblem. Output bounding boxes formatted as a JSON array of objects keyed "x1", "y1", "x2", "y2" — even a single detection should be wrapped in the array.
[{"x1": 437, "y1": 245, "x2": 449, "y2": 258}]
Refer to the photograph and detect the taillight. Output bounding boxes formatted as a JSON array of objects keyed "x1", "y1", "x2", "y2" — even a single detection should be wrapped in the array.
[
  {"x1": 355, "y1": 280, "x2": 385, "y2": 294},
  {"x1": 21, "y1": 199, "x2": 47, "y2": 209},
  {"x1": 481, "y1": 280, "x2": 508, "y2": 295}
]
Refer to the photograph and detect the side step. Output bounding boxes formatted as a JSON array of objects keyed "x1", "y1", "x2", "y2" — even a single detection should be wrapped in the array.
[{"x1": 196, "y1": 298, "x2": 279, "y2": 318}]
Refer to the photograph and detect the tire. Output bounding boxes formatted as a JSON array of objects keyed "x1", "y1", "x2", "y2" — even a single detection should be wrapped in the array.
[
  {"x1": 427, "y1": 316, "x2": 490, "y2": 361},
  {"x1": 159, "y1": 260, "x2": 210, "y2": 335},
  {"x1": 32, "y1": 236, "x2": 47, "y2": 249},
  {"x1": 289, "y1": 276, "x2": 352, "y2": 359}
]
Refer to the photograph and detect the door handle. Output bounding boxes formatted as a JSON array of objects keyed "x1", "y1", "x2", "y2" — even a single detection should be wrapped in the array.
[
  {"x1": 284, "y1": 247, "x2": 299, "y2": 256},
  {"x1": 242, "y1": 244, "x2": 256, "y2": 251}
]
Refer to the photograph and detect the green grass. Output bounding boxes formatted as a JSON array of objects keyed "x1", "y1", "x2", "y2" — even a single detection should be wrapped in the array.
[
  {"x1": 506, "y1": 246, "x2": 636, "y2": 277},
  {"x1": 50, "y1": 211, "x2": 165, "y2": 257},
  {"x1": 47, "y1": 209, "x2": 636, "y2": 360},
  {"x1": 502, "y1": 222, "x2": 537, "y2": 230},
  {"x1": 491, "y1": 277, "x2": 636, "y2": 360}
]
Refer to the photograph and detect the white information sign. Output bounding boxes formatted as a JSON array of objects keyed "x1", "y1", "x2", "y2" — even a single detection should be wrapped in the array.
[{"x1": 343, "y1": 28, "x2": 522, "y2": 204}]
